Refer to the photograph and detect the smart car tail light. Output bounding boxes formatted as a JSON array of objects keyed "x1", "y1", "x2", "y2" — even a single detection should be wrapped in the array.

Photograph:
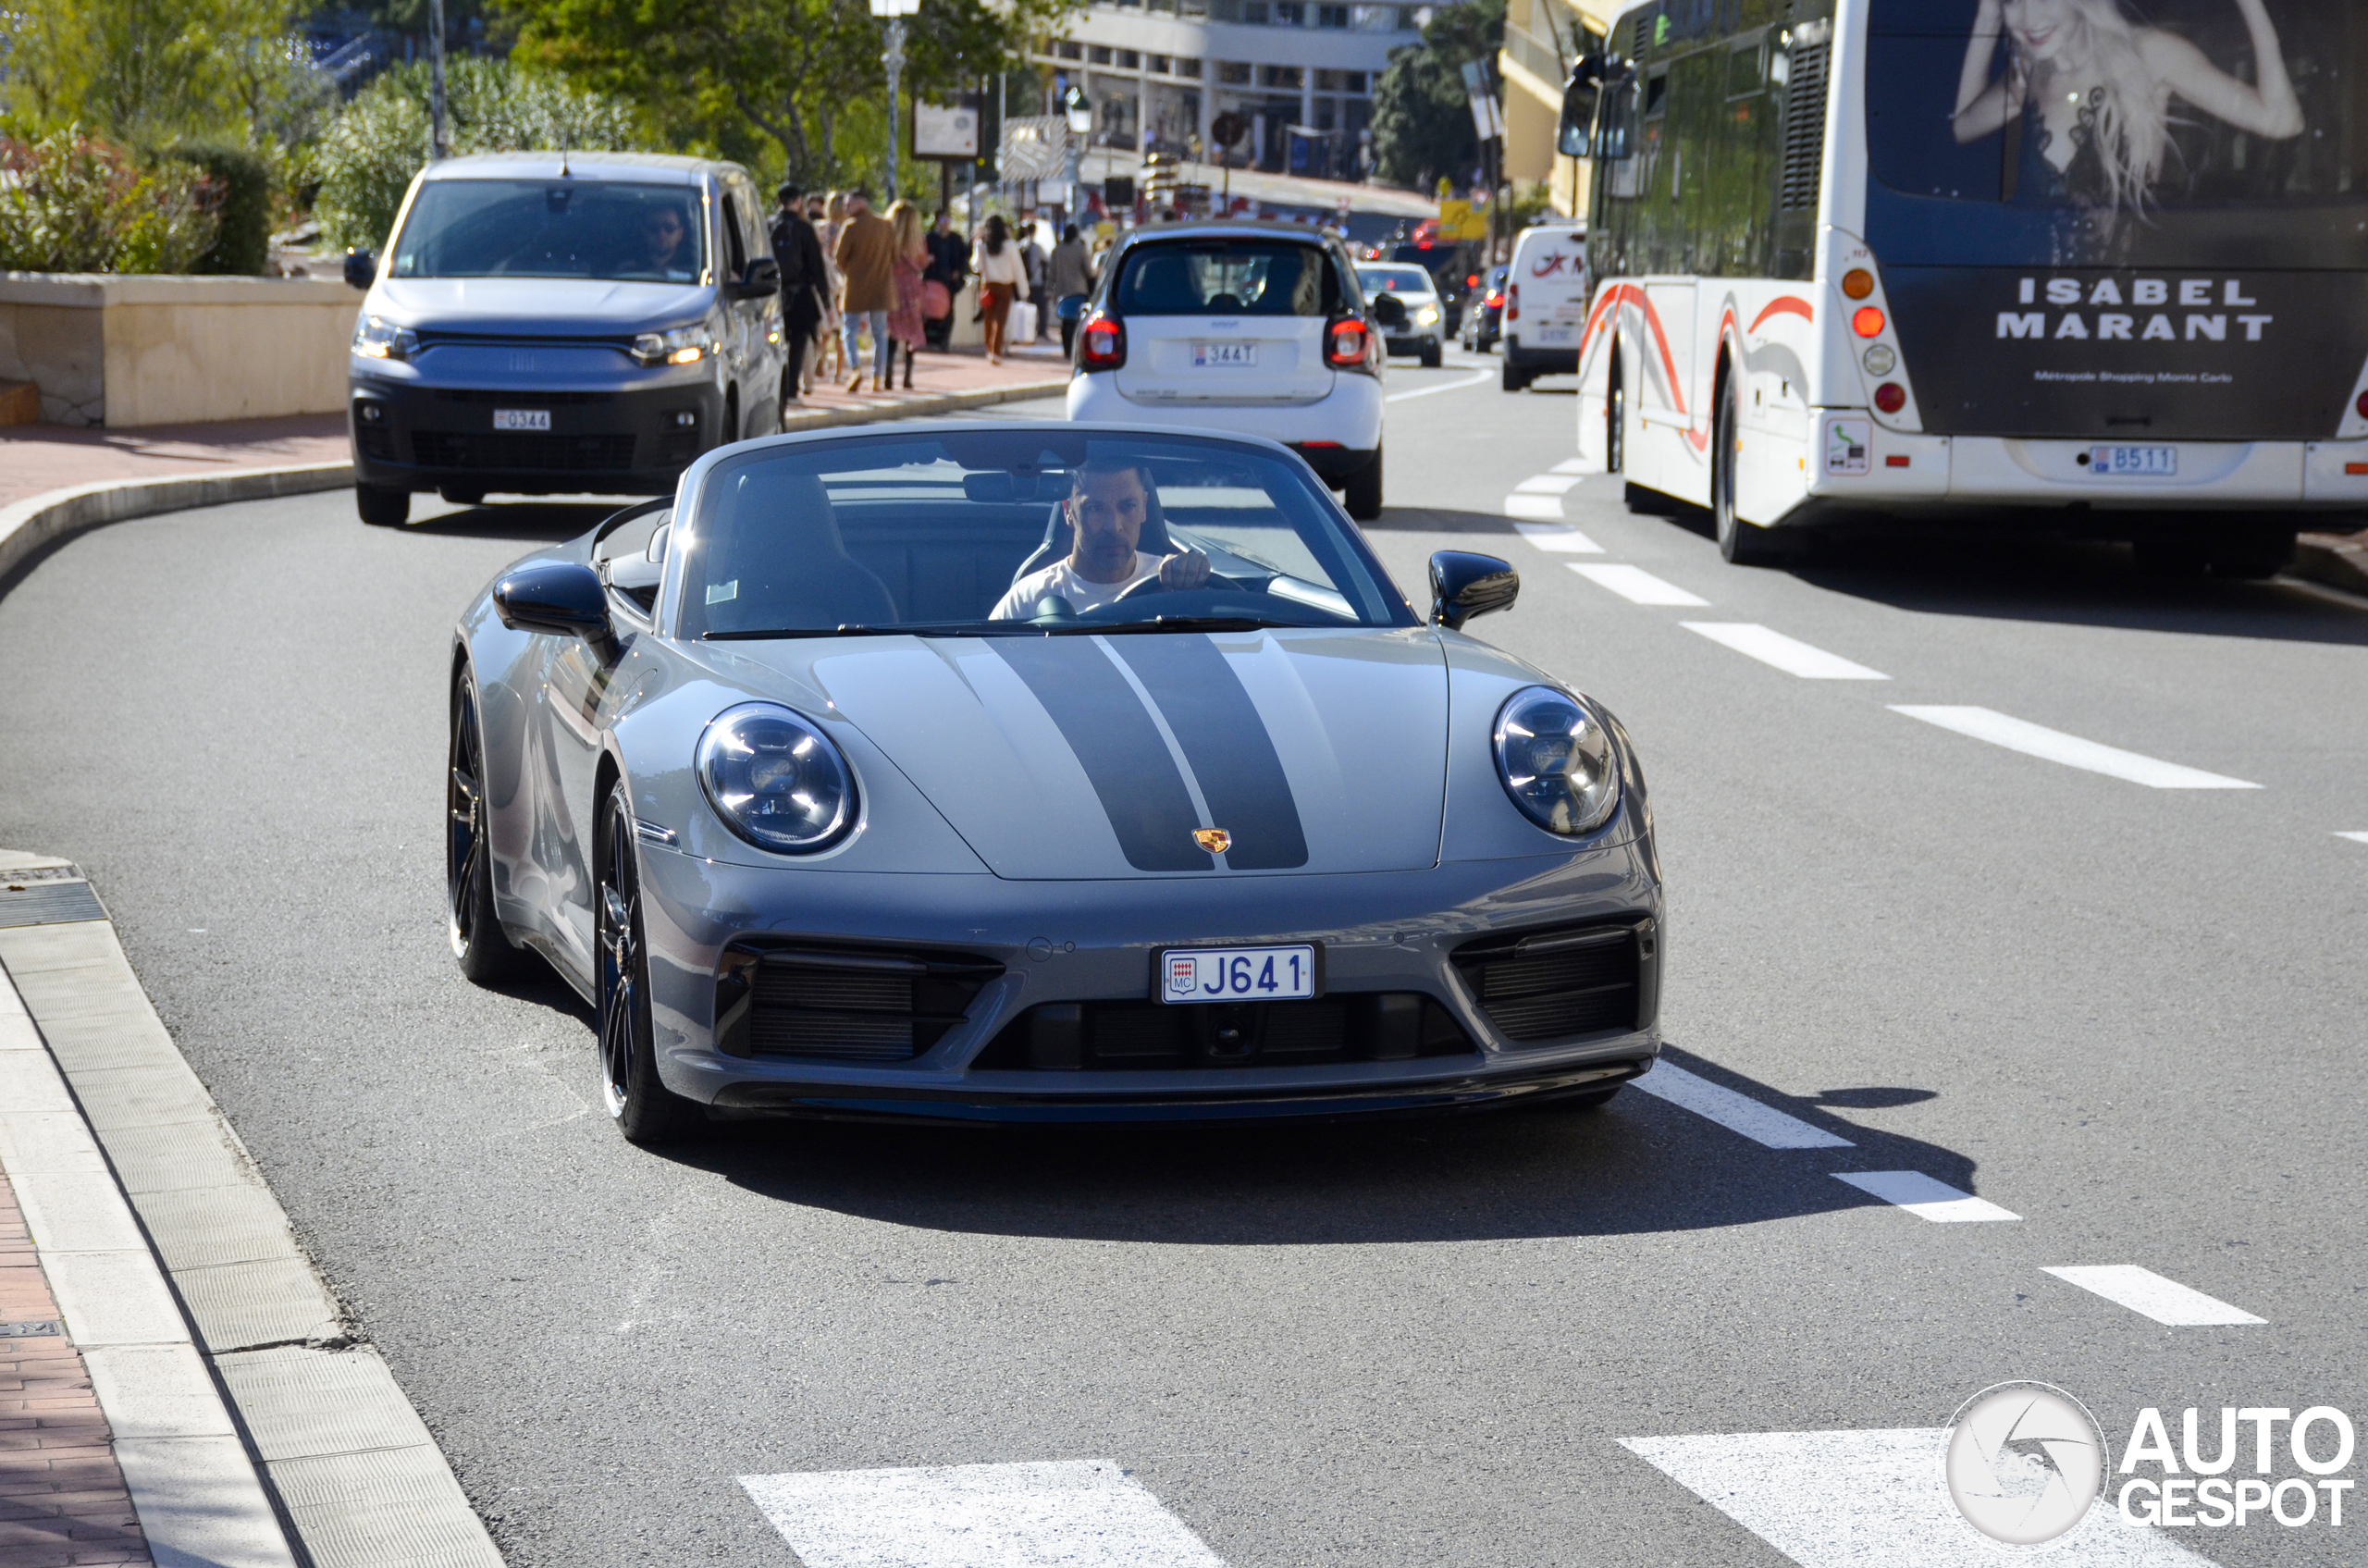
[
  {"x1": 1078, "y1": 315, "x2": 1125, "y2": 370},
  {"x1": 1326, "y1": 317, "x2": 1372, "y2": 369}
]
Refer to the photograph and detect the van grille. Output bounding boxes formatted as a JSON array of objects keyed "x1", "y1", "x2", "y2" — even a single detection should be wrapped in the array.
[
  {"x1": 1451, "y1": 922, "x2": 1646, "y2": 1045},
  {"x1": 410, "y1": 431, "x2": 638, "y2": 472}
]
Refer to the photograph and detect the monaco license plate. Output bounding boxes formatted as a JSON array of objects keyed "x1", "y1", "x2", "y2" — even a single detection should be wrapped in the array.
[
  {"x1": 1192, "y1": 341, "x2": 1256, "y2": 368},
  {"x1": 1159, "y1": 945, "x2": 1315, "y2": 1005},
  {"x1": 2090, "y1": 444, "x2": 2175, "y2": 476},
  {"x1": 493, "y1": 408, "x2": 551, "y2": 431}
]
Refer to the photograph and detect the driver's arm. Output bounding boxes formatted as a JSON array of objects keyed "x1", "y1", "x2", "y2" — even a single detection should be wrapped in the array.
[{"x1": 1157, "y1": 549, "x2": 1212, "y2": 589}]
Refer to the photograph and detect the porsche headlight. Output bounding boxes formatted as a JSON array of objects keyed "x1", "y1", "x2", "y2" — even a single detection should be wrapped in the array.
[
  {"x1": 632, "y1": 320, "x2": 720, "y2": 366},
  {"x1": 696, "y1": 703, "x2": 857, "y2": 853},
  {"x1": 352, "y1": 315, "x2": 417, "y2": 360},
  {"x1": 1493, "y1": 686, "x2": 1620, "y2": 836}
]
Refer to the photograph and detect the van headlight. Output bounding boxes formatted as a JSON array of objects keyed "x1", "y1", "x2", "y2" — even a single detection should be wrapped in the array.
[
  {"x1": 633, "y1": 321, "x2": 720, "y2": 366},
  {"x1": 1493, "y1": 686, "x2": 1621, "y2": 836},
  {"x1": 352, "y1": 315, "x2": 417, "y2": 360},
  {"x1": 697, "y1": 703, "x2": 857, "y2": 853}
]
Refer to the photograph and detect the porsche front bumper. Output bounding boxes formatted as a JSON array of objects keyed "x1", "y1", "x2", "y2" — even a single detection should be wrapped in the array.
[{"x1": 634, "y1": 841, "x2": 1663, "y2": 1122}]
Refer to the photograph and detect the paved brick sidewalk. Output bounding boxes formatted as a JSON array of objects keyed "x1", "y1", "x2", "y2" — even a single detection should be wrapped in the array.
[
  {"x1": 783, "y1": 340, "x2": 1068, "y2": 422},
  {"x1": 0, "y1": 1186, "x2": 149, "y2": 1568}
]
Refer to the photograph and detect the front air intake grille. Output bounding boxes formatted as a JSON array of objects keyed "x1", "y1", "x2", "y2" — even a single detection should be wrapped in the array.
[
  {"x1": 715, "y1": 945, "x2": 1004, "y2": 1062},
  {"x1": 974, "y1": 994, "x2": 1472, "y2": 1070},
  {"x1": 355, "y1": 426, "x2": 394, "y2": 461},
  {"x1": 410, "y1": 431, "x2": 637, "y2": 472},
  {"x1": 1451, "y1": 921, "x2": 1649, "y2": 1045}
]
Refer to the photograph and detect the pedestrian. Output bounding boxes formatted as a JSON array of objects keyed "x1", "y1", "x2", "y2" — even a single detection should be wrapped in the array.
[
  {"x1": 1047, "y1": 222, "x2": 1094, "y2": 356},
  {"x1": 768, "y1": 181, "x2": 829, "y2": 409},
  {"x1": 885, "y1": 199, "x2": 927, "y2": 392},
  {"x1": 923, "y1": 210, "x2": 967, "y2": 352},
  {"x1": 970, "y1": 213, "x2": 1029, "y2": 365},
  {"x1": 815, "y1": 192, "x2": 847, "y2": 387},
  {"x1": 1018, "y1": 221, "x2": 1049, "y2": 340},
  {"x1": 832, "y1": 187, "x2": 899, "y2": 394}
]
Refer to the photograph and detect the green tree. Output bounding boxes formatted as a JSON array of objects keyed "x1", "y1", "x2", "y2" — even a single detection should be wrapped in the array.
[
  {"x1": 2, "y1": 0, "x2": 324, "y2": 151},
  {"x1": 1369, "y1": 0, "x2": 1505, "y2": 191}
]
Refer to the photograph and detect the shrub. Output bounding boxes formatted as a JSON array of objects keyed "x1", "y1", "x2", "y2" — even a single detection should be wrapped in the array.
[
  {"x1": 0, "y1": 127, "x2": 218, "y2": 273},
  {"x1": 312, "y1": 59, "x2": 652, "y2": 254},
  {"x1": 163, "y1": 141, "x2": 273, "y2": 273}
]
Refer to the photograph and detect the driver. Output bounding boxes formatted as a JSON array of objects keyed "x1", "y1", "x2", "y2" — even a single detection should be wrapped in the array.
[
  {"x1": 991, "y1": 461, "x2": 1210, "y2": 619},
  {"x1": 636, "y1": 204, "x2": 690, "y2": 278}
]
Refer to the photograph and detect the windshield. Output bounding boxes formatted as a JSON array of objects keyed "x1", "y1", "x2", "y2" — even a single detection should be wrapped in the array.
[
  {"x1": 1113, "y1": 241, "x2": 1346, "y2": 315},
  {"x1": 1356, "y1": 265, "x2": 1437, "y2": 296},
  {"x1": 389, "y1": 179, "x2": 707, "y2": 283},
  {"x1": 674, "y1": 431, "x2": 1416, "y2": 639}
]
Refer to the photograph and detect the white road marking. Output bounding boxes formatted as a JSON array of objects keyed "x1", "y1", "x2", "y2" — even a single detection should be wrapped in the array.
[
  {"x1": 1622, "y1": 1428, "x2": 2210, "y2": 1567},
  {"x1": 2041, "y1": 1266, "x2": 2266, "y2": 1327},
  {"x1": 1889, "y1": 707, "x2": 2263, "y2": 790},
  {"x1": 740, "y1": 1461, "x2": 1226, "y2": 1568},
  {"x1": 1631, "y1": 1063, "x2": 1853, "y2": 1149},
  {"x1": 1833, "y1": 1170, "x2": 2020, "y2": 1222},
  {"x1": 1550, "y1": 457, "x2": 1595, "y2": 475},
  {"x1": 1568, "y1": 562, "x2": 1709, "y2": 606},
  {"x1": 1515, "y1": 475, "x2": 1582, "y2": 494},
  {"x1": 1681, "y1": 623, "x2": 1890, "y2": 680},
  {"x1": 1385, "y1": 369, "x2": 1493, "y2": 401},
  {"x1": 1513, "y1": 522, "x2": 1603, "y2": 554},
  {"x1": 2337, "y1": 831, "x2": 2368, "y2": 845},
  {"x1": 1503, "y1": 494, "x2": 1565, "y2": 521}
]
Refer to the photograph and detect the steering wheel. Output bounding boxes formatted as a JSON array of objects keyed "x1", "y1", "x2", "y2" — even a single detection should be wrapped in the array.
[{"x1": 1114, "y1": 567, "x2": 1248, "y2": 601}]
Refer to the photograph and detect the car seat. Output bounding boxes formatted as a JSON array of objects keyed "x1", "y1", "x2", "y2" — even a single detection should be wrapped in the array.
[{"x1": 702, "y1": 467, "x2": 899, "y2": 629}]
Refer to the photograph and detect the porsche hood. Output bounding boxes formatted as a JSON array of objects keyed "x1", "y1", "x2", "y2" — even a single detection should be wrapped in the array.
[{"x1": 731, "y1": 627, "x2": 1448, "y2": 880}]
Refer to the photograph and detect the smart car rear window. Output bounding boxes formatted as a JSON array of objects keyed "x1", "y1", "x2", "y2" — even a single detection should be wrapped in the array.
[{"x1": 1114, "y1": 241, "x2": 1344, "y2": 316}]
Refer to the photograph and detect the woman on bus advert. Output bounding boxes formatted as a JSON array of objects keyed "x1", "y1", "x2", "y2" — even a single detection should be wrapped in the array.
[{"x1": 1949, "y1": 0, "x2": 2303, "y2": 215}]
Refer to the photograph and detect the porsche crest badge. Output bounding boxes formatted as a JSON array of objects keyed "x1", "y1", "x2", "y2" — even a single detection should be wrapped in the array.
[{"x1": 1193, "y1": 828, "x2": 1232, "y2": 854}]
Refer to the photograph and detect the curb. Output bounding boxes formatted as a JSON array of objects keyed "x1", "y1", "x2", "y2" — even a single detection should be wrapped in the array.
[
  {"x1": 780, "y1": 375, "x2": 1068, "y2": 433},
  {"x1": 0, "y1": 462, "x2": 354, "y2": 589},
  {"x1": 0, "y1": 853, "x2": 504, "y2": 1568},
  {"x1": 2292, "y1": 532, "x2": 2368, "y2": 597}
]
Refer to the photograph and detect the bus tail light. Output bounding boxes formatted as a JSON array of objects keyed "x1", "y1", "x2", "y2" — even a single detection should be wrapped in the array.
[
  {"x1": 1507, "y1": 284, "x2": 1520, "y2": 322},
  {"x1": 1874, "y1": 383, "x2": 1906, "y2": 414},
  {"x1": 2357, "y1": 391, "x2": 2368, "y2": 419},
  {"x1": 1326, "y1": 317, "x2": 1373, "y2": 368},
  {"x1": 1843, "y1": 268, "x2": 1875, "y2": 300},
  {"x1": 1853, "y1": 306, "x2": 1886, "y2": 338},
  {"x1": 1078, "y1": 315, "x2": 1126, "y2": 371}
]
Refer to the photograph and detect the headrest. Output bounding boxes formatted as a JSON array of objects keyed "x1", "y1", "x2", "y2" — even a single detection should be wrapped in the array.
[{"x1": 715, "y1": 467, "x2": 849, "y2": 562}]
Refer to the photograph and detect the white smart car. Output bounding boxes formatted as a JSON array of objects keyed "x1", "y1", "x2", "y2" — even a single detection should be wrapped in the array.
[{"x1": 1066, "y1": 220, "x2": 1407, "y2": 521}]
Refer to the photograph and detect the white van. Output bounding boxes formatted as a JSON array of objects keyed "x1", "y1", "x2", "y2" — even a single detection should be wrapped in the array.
[{"x1": 1500, "y1": 223, "x2": 1588, "y2": 391}]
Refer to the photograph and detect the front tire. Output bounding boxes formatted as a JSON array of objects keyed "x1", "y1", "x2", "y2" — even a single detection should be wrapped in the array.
[
  {"x1": 1502, "y1": 360, "x2": 1532, "y2": 392},
  {"x1": 597, "y1": 784, "x2": 703, "y2": 1145},
  {"x1": 449, "y1": 674, "x2": 524, "y2": 983},
  {"x1": 1343, "y1": 445, "x2": 1384, "y2": 523},
  {"x1": 1712, "y1": 374, "x2": 1779, "y2": 566},
  {"x1": 357, "y1": 485, "x2": 409, "y2": 526},
  {"x1": 1419, "y1": 341, "x2": 1443, "y2": 369},
  {"x1": 1605, "y1": 351, "x2": 1624, "y2": 474}
]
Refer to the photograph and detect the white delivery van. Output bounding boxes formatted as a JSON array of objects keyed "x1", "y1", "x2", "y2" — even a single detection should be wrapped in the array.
[{"x1": 1500, "y1": 223, "x2": 1587, "y2": 391}]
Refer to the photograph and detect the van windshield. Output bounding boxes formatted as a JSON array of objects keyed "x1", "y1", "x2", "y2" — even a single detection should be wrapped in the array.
[{"x1": 389, "y1": 180, "x2": 706, "y2": 283}]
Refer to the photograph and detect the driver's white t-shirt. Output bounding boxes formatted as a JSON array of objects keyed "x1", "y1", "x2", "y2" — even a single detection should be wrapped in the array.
[{"x1": 992, "y1": 552, "x2": 1166, "y2": 620}]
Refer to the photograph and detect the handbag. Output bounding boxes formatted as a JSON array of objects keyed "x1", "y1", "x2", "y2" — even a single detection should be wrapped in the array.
[{"x1": 923, "y1": 279, "x2": 952, "y2": 319}]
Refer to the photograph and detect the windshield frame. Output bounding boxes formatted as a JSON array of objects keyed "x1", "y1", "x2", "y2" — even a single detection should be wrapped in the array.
[
  {"x1": 388, "y1": 176, "x2": 713, "y2": 285},
  {"x1": 660, "y1": 426, "x2": 1422, "y2": 641}
]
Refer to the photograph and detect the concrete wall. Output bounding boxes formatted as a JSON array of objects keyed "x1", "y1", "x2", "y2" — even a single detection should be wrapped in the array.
[{"x1": 0, "y1": 275, "x2": 356, "y2": 427}]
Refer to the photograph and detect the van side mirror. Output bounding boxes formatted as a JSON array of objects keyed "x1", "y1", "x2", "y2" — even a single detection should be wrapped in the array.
[
  {"x1": 1370, "y1": 292, "x2": 1408, "y2": 328},
  {"x1": 494, "y1": 561, "x2": 615, "y2": 649},
  {"x1": 1429, "y1": 550, "x2": 1519, "y2": 630},
  {"x1": 735, "y1": 256, "x2": 781, "y2": 298},
  {"x1": 343, "y1": 248, "x2": 376, "y2": 290}
]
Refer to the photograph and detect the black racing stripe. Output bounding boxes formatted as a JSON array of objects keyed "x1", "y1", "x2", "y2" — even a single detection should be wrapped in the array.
[
  {"x1": 1108, "y1": 636, "x2": 1309, "y2": 870},
  {"x1": 990, "y1": 638, "x2": 1214, "y2": 872}
]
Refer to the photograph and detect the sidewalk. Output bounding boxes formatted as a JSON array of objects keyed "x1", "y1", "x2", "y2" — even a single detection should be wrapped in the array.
[{"x1": 781, "y1": 340, "x2": 1068, "y2": 429}]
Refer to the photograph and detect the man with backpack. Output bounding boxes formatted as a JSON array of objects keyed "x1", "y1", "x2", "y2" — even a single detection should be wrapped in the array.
[{"x1": 768, "y1": 183, "x2": 829, "y2": 407}]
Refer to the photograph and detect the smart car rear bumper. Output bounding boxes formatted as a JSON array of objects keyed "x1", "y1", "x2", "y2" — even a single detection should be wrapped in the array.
[{"x1": 1066, "y1": 370, "x2": 1385, "y2": 451}]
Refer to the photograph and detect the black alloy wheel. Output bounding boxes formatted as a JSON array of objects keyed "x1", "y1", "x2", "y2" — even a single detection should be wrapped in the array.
[
  {"x1": 597, "y1": 784, "x2": 702, "y2": 1144},
  {"x1": 1605, "y1": 351, "x2": 1624, "y2": 474},
  {"x1": 448, "y1": 674, "x2": 522, "y2": 982},
  {"x1": 1713, "y1": 372, "x2": 1778, "y2": 566}
]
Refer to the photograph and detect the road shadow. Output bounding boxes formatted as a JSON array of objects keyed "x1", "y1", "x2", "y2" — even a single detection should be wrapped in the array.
[
  {"x1": 1365, "y1": 505, "x2": 1527, "y2": 537},
  {"x1": 403, "y1": 500, "x2": 625, "y2": 544},
  {"x1": 655, "y1": 1042, "x2": 1980, "y2": 1245}
]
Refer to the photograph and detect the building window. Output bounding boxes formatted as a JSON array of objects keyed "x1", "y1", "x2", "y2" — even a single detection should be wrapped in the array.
[
  {"x1": 1217, "y1": 60, "x2": 1252, "y2": 83},
  {"x1": 1241, "y1": 0, "x2": 1269, "y2": 21},
  {"x1": 1262, "y1": 64, "x2": 1303, "y2": 89},
  {"x1": 1404, "y1": 6, "x2": 1426, "y2": 28},
  {"x1": 1317, "y1": 4, "x2": 1349, "y2": 26},
  {"x1": 1273, "y1": 1, "x2": 1305, "y2": 23},
  {"x1": 1314, "y1": 69, "x2": 1338, "y2": 90},
  {"x1": 1148, "y1": 54, "x2": 1170, "y2": 72},
  {"x1": 1343, "y1": 70, "x2": 1366, "y2": 93},
  {"x1": 1056, "y1": 40, "x2": 1083, "y2": 59},
  {"x1": 1117, "y1": 48, "x2": 1141, "y2": 68},
  {"x1": 1088, "y1": 44, "x2": 1112, "y2": 64},
  {"x1": 1350, "y1": 4, "x2": 1393, "y2": 29},
  {"x1": 1177, "y1": 56, "x2": 1204, "y2": 78}
]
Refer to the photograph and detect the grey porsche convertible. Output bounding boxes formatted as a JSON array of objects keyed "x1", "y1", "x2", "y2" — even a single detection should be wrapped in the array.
[{"x1": 449, "y1": 422, "x2": 1664, "y2": 1143}]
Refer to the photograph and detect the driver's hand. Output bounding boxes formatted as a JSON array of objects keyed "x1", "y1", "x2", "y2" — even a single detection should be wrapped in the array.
[{"x1": 1159, "y1": 549, "x2": 1212, "y2": 590}]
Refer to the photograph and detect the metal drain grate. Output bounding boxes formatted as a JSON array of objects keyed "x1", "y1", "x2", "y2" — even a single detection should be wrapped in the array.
[
  {"x1": 0, "y1": 878, "x2": 105, "y2": 928},
  {"x1": 1, "y1": 1319, "x2": 64, "y2": 1339}
]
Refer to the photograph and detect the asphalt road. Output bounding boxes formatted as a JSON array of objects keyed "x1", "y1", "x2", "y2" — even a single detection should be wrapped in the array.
[{"x1": 2, "y1": 352, "x2": 2362, "y2": 1567}]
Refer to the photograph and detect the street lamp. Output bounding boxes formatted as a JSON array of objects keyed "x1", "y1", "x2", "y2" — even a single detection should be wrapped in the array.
[
  {"x1": 1063, "y1": 86, "x2": 1092, "y2": 229},
  {"x1": 870, "y1": 0, "x2": 920, "y2": 196}
]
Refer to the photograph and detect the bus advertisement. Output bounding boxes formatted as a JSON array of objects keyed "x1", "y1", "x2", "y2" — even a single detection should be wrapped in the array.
[{"x1": 1562, "y1": 0, "x2": 2368, "y2": 572}]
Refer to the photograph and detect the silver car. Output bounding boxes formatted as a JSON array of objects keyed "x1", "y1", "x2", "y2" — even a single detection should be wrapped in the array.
[{"x1": 447, "y1": 422, "x2": 1663, "y2": 1143}]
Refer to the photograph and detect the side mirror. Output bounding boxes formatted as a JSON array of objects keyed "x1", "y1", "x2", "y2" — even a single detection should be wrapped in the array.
[
  {"x1": 1560, "y1": 56, "x2": 1607, "y2": 157},
  {"x1": 736, "y1": 256, "x2": 781, "y2": 298},
  {"x1": 1429, "y1": 550, "x2": 1519, "y2": 630},
  {"x1": 342, "y1": 248, "x2": 376, "y2": 290},
  {"x1": 1370, "y1": 292, "x2": 1408, "y2": 328},
  {"x1": 494, "y1": 561, "x2": 614, "y2": 647}
]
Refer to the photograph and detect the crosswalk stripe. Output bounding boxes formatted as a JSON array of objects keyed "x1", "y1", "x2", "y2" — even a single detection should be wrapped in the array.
[
  {"x1": 1550, "y1": 457, "x2": 1596, "y2": 474},
  {"x1": 1515, "y1": 475, "x2": 1582, "y2": 494},
  {"x1": 1889, "y1": 707, "x2": 2262, "y2": 790},
  {"x1": 1622, "y1": 1428, "x2": 2210, "y2": 1566},
  {"x1": 1681, "y1": 623, "x2": 1889, "y2": 680},
  {"x1": 739, "y1": 1461, "x2": 1226, "y2": 1568},
  {"x1": 2337, "y1": 831, "x2": 2368, "y2": 844},
  {"x1": 2041, "y1": 1266, "x2": 2266, "y2": 1326},
  {"x1": 1504, "y1": 494, "x2": 1565, "y2": 521},
  {"x1": 1513, "y1": 522, "x2": 1603, "y2": 553},
  {"x1": 1630, "y1": 1062, "x2": 1853, "y2": 1148},
  {"x1": 1568, "y1": 562, "x2": 1709, "y2": 606},
  {"x1": 1833, "y1": 1170, "x2": 2020, "y2": 1222}
]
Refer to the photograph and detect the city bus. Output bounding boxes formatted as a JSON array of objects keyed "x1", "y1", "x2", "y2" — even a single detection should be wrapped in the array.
[{"x1": 1558, "y1": 0, "x2": 2368, "y2": 571}]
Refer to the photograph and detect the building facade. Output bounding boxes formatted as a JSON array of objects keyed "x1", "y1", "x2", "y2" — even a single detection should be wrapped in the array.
[
  {"x1": 1498, "y1": 0, "x2": 1615, "y2": 215},
  {"x1": 1032, "y1": 1, "x2": 1429, "y2": 182}
]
